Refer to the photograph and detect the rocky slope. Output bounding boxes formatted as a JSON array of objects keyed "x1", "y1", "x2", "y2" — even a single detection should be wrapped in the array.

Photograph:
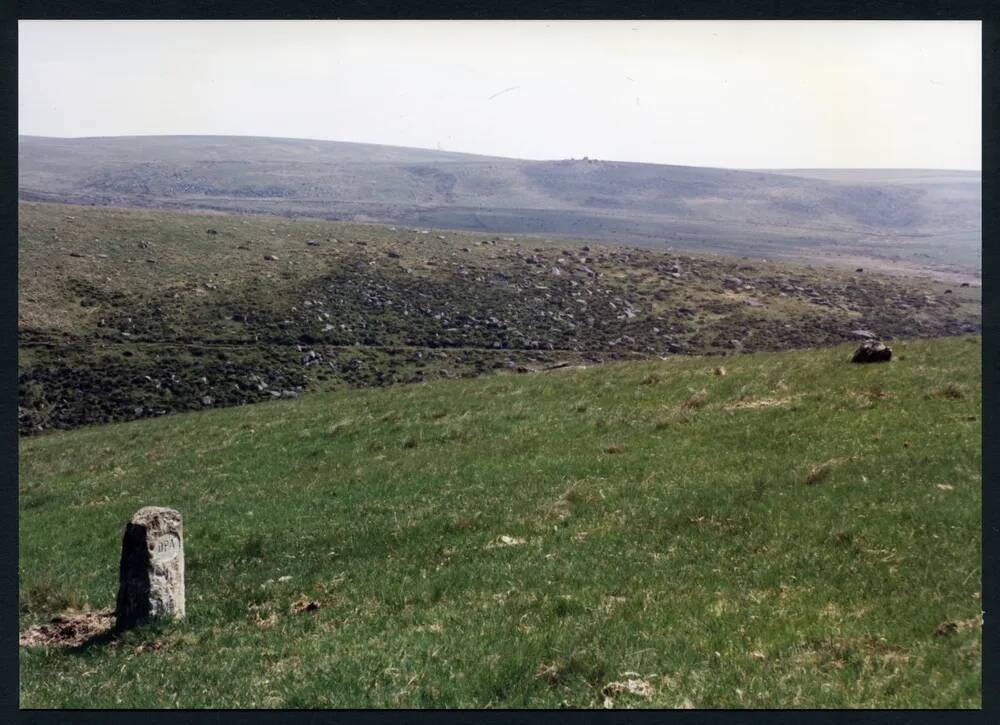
[{"x1": 17, "y1": 202, "x2": 980, "y2": 435}]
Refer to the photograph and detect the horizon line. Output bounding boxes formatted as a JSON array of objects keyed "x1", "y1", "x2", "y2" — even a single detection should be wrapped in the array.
[{"x1": 17, "y1": 132, "x2": 983, "y2": 173}]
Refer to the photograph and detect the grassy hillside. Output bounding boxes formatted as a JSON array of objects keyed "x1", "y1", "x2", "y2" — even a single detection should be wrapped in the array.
[
  {"x1": 19, "y1": 336, "x2": 981, "y2": 708},
  {"x1": 18, "y1": 135, "x2": 981, "y2": 278},
  {"x1": 18, "y1": 202, "x2": 980, "y2": 435}
]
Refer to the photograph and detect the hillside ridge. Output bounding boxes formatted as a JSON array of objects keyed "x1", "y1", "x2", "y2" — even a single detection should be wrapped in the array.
[{"x1": 19, "y1": 135, "x2": 981, "y2": 280}]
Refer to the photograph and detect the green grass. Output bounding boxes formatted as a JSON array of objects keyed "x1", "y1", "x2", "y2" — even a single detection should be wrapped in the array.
[{"x1": 19, "y1": 337, "x2": 981, "y2": 708}]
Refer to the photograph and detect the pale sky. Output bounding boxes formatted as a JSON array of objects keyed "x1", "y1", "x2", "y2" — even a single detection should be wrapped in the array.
[{"x1": 18, "y1": 20, "x2": 982, "y2": 169}]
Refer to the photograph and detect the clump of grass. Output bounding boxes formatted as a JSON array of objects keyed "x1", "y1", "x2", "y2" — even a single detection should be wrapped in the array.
[
  {"x1": 241, "y1": 533, "x2": 267, "y2": 559},
  {"x1": 848, "y1": 386, "x2": 894, "y2": 410},
  {"x1": 327, "y1": 418, "x2": 352, "y2": 436},
  {"x1": 681, "y1": 389, "x2": 709, "y2": 410},
  {"x1": 449, "y1": 512, "x2": 480, "y2": 531},
  {"x1": 559, "y1": 485, "x2": 600, "y2": 508},
  {"x1": 832, "y1": 531, "x2": 853, "y2": 546},
  {"x1": 804, "y1": 456, "x2": 857, "y2": 485},
  {"x1": 438, "y1": 426, "x2": 471, "y2": 444},
  {"x1": 20, "y1": 484, "x2": 54, "y2": 510},
  {"x1": 603, "y1": 444, "x2": 625, "y2": 454},
  {"x1": 402, "y1": 436, "x2": 419, "y2": 450},
  {"x1": 805, "y1": 463, "x2": 833, "y2": 485},
  {"x1": 640, "y1": 373, "x2": 661, "y2": 386},
  {"x1": 20, "y1": 574, "x2": 84, "y2": 615},
  {"x1": 927, "y1": 383, "x2": 965, "y2": 400},
  {"x1": 535, "y1": 662, "x2": 565, "y2": 687}
]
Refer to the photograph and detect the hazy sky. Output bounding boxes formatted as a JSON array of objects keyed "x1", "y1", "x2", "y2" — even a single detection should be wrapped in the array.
[{"x1": 19, "y1": 20, "x2": 981, "y2": 169}]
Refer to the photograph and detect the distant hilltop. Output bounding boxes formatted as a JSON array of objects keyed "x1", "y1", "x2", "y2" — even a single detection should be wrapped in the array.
[{"x1": 18, "y1": 134, "x2": 980, "y2": 279}]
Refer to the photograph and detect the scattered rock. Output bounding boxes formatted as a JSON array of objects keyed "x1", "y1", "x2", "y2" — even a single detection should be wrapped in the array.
[
  {"x1": 264, "y1": 255, "x2": 278, "y2": 261},
  {"x1": 486, "y1": 535, "x2": 527, "y2": 549}
]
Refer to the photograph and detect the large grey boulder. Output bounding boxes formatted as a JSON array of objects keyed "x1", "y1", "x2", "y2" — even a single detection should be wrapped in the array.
[{"x1": 115, "y1": 507, "x2": 185, "y2": 630}]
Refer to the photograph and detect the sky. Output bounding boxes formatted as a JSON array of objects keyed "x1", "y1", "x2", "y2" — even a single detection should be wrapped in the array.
[{"x1": 18, "y1": 20, "x2": 982, "y2": 170}]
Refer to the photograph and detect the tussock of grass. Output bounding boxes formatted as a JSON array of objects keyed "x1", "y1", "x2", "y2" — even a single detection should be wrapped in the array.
[
  {"x1": 927, "y1": 383, "x2": 966, "y2": 400},
  {"x1": 20, "y1": 574, "x2": 86, "y2": 616},
  {"x1": 240, "y1": 534, "x2": 267, "y2": 560},
  {"x1": 19, "y1": 337, "x2": 981, "y2": 708},
  {"x1": 804, "y1": 456, "x2": 858, "y2": 485},
  {"x1": 326, "y1": 419, "x2": 352, "y2": 436},
  {"x1": 680, "y1": 389, "x2": 709, "y2": 410}
]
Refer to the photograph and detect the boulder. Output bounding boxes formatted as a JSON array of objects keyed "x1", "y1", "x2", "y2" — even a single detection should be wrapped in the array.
[{"x1": 851, "y1": 340, "x2": 892, "y2": 363}]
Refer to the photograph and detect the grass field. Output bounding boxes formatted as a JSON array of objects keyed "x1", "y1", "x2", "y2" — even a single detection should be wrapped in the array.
[{"x1": 19, "y1": 336, "x2": 981, "y2": 708}]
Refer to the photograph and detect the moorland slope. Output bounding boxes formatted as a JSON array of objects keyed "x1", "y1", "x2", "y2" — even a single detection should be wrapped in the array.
[
  {"x1": 19, "y1": 135, "x2": 981, "y2": 279},
  {"x1": 18, "y1": 202, "x2": 981, "y2": 434}
]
